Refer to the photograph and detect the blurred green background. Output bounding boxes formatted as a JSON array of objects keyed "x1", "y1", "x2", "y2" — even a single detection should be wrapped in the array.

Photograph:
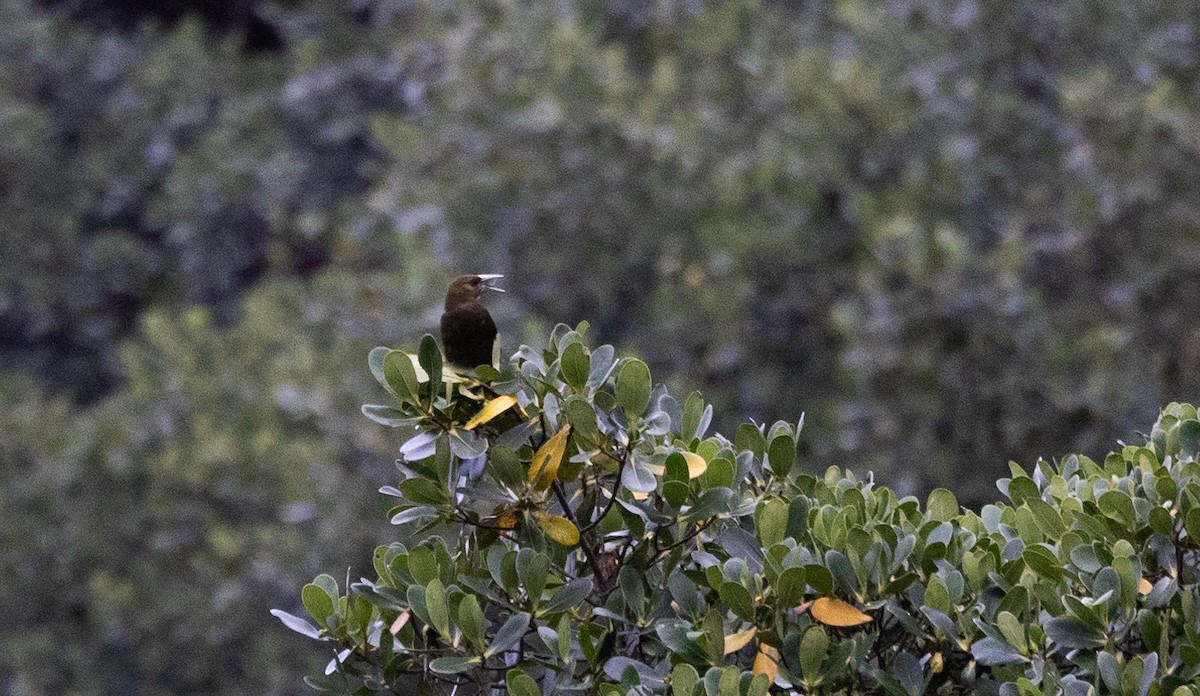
[{"x1": 2, "y1": 0, "x2": 1198, "y2": 693}]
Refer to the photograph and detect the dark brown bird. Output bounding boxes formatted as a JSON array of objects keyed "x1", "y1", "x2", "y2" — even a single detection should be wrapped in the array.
[{"x1": 440, "y1": 274, "x2": 504, "y2": 369}]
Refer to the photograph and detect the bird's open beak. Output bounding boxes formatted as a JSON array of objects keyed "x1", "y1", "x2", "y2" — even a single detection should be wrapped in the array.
[{"x1": 477, "y1": 274, "x2": 505, "y2": 292}]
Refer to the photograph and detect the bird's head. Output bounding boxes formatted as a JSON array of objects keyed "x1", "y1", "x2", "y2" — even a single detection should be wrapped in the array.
[{"x1": 445, "y1": 274, "x2": 504, "y2": 309}]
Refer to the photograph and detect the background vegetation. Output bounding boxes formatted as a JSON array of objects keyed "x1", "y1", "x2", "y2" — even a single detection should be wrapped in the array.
[{"x1": 2, "y1": 0, "x2": 1198, "y2": 693}]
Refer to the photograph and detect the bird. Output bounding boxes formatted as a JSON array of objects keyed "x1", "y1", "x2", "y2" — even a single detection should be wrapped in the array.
[{"x1": 440, "y1": 274, "x2": 504, "y2": 370}]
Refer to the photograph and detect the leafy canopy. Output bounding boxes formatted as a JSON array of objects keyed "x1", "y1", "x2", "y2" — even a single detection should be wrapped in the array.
[{"x1": 278, "y1": 324, "x2": 1200, "y2": 696}]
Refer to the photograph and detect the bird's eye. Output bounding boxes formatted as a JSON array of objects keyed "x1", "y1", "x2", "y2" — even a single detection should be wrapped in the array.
[{"x1": 470, "y1": 278, "x2": 480, "y2": 285}]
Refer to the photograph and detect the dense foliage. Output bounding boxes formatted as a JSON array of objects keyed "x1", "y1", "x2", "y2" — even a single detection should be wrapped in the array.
[
  {"x1": 4, "y1": 0, "x2": 1200, "y2": 694},
  {"x1": 283, "y1": 328, "x2": 1200, "y2": 694}
]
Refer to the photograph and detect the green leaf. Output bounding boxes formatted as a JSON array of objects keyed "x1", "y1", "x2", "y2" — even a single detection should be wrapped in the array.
[
  {"x1": 429, "y1": 655, "x2": 480, "y2": 674},
  {"x1": 1149, "y1": 506, "x2": 1173, "y2": 535},
  {"x1": 486, "y1": 613, "x2": 530, "y2": 658},
  {"x1": 1022, "y1": 544, "x2": 1064, "y2": 581},
  {"x1": 406, "y1": 584, "x2": 429, "y2": 626},
  {"x1": 926, "y1": 488, "x2": 958, "y2": 522},
  {"x1": 971, "y1": 637, "x2": 1027, "y2": 666},
  {"x1": 561, "y1": 341, "x2": 590, "y2": 389},
  {"x1": 620, "y1": 565, "x2": 645, "y2": 618},
  {"x1": 697, "y1": 457, "x2": 735, "y2": 489},
  {"x1": 686, "y1": 488, "x2": 735, "y2": 521},
  {"x1": 506, "y1": 668, "x2": 541, "y2": 696},
  {"x1": 1180, "y1": 419, "x2": 1200, "y2": 459},
  {"x1": 458, "y1": 594, "x2": 485, "y2": 648},
  {"x1": 1097, "y1": 651, "x2": 1122, "y2": 691},
  {"x1": 681, "y1": 391, "x2": 707, "y2": 441},
  {"x1": 382, "y1": 350, "x2": 420, "y2": 403},
  {"x1": 616, "y1": 359, "x2": 652, "y2": 418},
  {"x1": 799, "y1": 625, "x2": 829, "y2": 681},
  {"x1": 702, "y1": 610, "x2": 724, "y2": 665},
  {"x1": 517, "y1": 550, "x2": 549, "y2": 607},
  {"x1": 717, "y1": 665, "x2": 740, "y2": 696},
  {"x1": 1044, "y1": 616, "x2": 1107, "y2": 649},
  {"x1": 768, "y1": 433, "x2": 796, "y2": 478},
  {"x1": 1098, "y1": 489, "x2": 1135, "y2": 527},
  {"x1": 302, "y1": 583, "x2": 335, "y2": 624},
  {"x1": 544, "y1": 578, "x2": 593, "y2": 615},
  {"x1": 671, "y1": 663, "x2": 700, "y2": 696},
  {"x1": 775, "y1": 566, "x2": 806, "y2": 607},
  {"x1": 418, "y1": 334, "x2": 442, "y2": 405},
  {"x1": 824, "y1": 549, "x2": 859, "y2": 595},
  {"x1": 556, "y1": 614, "x2": 571, "y2": 664},
  {"x1": 1026, "y1": 498, "x2": 1066, "y2": 538},
  {"x1": 735, "y1": 423, "x2": 767, "y2": 458},
  {"x1": 664, "y1": 480, "x2": 689, "y2": 509},
  {"x1": 1186, "y1": 507, "x2": 1200, "y2": 543},
  {"x1": 786, "y1": 497, "x2": 811, "y2": 539},
  {"x1": 1006, "y1": 476, "x2": 1040, "y2": 506},
  {"x1": 758, "y1": 499, "x2": 788, "y2": 547},
  {"x1": 563, "y1": 395, "x2": 600, "y2": 442},
  {"x1": 719, "y1": 582, "x2": 754, "y2": 622},
  {"x1": 399, "y1": 478, "x2": 447, "y2": 507}
]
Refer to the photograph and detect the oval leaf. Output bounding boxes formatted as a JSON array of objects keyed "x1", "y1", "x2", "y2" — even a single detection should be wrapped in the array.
[
  {"x1": 753, "y1": 643, "x2": 780, "y2": 685},
  {"x1": 810, "y1": 597, "x2": 872, "y2": 627},
  {"x1": 465, "y1": 395, "x2": 519, "y2": 430},
  {"x1": 723, "y1": 626, "x2": 757, "y2": 655},
  {"x1": 383, "y1": 350, "x2": 420, "y2": 402},
  {"x1": 529, "y1": 424, "x2": 572, "y2": 491},
  {"x1": 535, "y1": 512, "x2": 580, "y2": 546},
  {"x1": 683, "y1": 451, "x2": 708, "y2": 479},
  {"x1": 616, "y1": 359, "x2": 652, "y2": 418}
]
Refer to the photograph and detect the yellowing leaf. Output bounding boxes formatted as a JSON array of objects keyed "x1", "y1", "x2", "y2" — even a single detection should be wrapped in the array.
[
  {"x1": 752, "y1": 643, "x2": 780, "y2": 684},
  {"x1": 723, "y1": 626, "x2": 757, "y2": 655},
  {"x1": 810, "y1": 597, "x2": 872, "y2": 627},
  {"x1": 528, "y1": 425, "x2": 572, "y2": 491},
  {"x1": 494, "y1": 506, "x2": 521, "y2": 531},
  {"x1": 534, "y1": 512, "x2": 580, "y2": 546},
  {"x1": 1139, "y1": 578, "x2": 1153, "y2": 595},
  {"x1": 464, "y1": 395, "x2": 518, "y2": 430},
  {"x1": 683, "y1": 451, "x2": 708, "y2": 478},
  {"x1": 631, "y1": 490, "x2": 649, "y2": 501},
  {"x1": 930, "y1": 651, "x2": 944, "y2": 673}
]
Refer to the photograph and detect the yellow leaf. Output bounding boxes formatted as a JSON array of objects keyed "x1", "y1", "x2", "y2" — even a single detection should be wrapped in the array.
[
  {"x1": 723, "y1": 626, "x2": 757, "y2": 655},
  {"x1": 464, "y1": 395, "x2": 519, "y2": 430},
  {"x1": 647, "y1": 452, "x2": 707, "y2": 478},
  {"x1": 683, "y1": 451, "x2": 708, "y2": 478},
  {"x1": 930, "y1": 651, "x2": 944, "y2": 673},
  {"x1": 494, "y1": 506, "x2": 521, "y2": 531},
  {"x1": 534, "y1": 512, "x2": 580, "y2": 546},
  {"x1": 752, "y1": 643, "x2": 779, "y2": 684},
  {"x1": 810, "y1": 597, "x2": 872, "y2": 627},
  {"x1": 1139, "y1": 578, "x2": 1153, "y2": 596},
  {"x1": 631, "y1": 490, "x2": 649, "y2": 501},
  {"x1": 529, "y1": 425, "x2": 572, "y2": 491}
]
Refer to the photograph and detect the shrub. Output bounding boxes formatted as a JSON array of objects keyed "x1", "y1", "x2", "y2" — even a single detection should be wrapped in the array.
[{"x1": 277, "y1": 324, "x2": 1200, "y2": 695}]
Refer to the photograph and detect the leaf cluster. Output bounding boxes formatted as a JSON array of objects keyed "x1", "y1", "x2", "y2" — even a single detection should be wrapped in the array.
[{"x1": 279, "y1": 326, "x2": 1200, "y2": 695}]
